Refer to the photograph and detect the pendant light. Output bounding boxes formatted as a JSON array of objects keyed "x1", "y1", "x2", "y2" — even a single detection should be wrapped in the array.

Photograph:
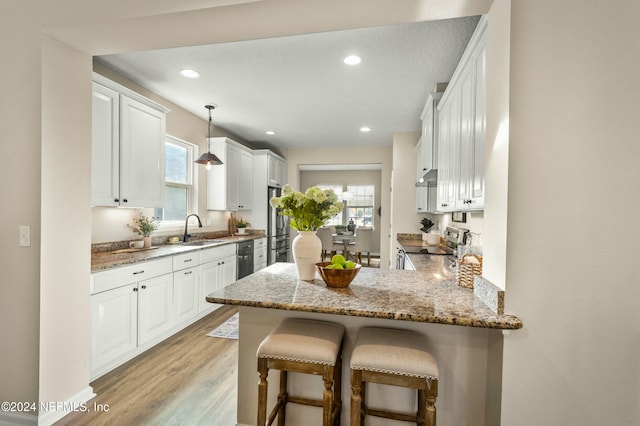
[{"x1": 194, "y1": 104, "x2": 223, "y2": 170}]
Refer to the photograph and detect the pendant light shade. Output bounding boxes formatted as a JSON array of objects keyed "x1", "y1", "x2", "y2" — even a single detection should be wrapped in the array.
[{"x1": 194, "y1": 104, "x2": 223, "y2": 169}]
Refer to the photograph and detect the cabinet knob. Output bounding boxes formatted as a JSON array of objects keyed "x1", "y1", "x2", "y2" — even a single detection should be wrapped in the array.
[
  {"x1": 123, "y1": 199, "x2": 128, "y2": 203},
  {"x1": 114, "y1": 198, "x2": 119, "y2": 203},
  {"x1": 141, "y1": 285, "x2": 147, "y2": 289},
  {"x1": 133, "y1": 287, "x2": 138, "y2": 292},
  {"x1": 221, "y1": 261, "x2": 225, "y2": 264}
]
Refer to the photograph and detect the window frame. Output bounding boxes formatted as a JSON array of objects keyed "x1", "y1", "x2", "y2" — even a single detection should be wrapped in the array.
[{"x1": 155, "y1": 135, "x2": 198, "y2": 229}]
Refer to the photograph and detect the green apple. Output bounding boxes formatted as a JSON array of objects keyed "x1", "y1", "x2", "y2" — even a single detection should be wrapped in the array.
[
  {"x1": 331, "y1": 254, "x2": 346, "y2": 265},
  {"x1": 332, "y1": 263, "x2": 344, "y2": 269},
  {"x1": 345, "y1": 261, "x2": 356, "y2": 269}
]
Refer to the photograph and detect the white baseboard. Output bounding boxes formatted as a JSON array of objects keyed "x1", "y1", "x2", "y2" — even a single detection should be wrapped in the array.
[{"x1": 37, "y1": 386, "x2": 95, "y2": 426}]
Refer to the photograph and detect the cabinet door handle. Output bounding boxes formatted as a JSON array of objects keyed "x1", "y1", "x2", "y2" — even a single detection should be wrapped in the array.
[
  {"x1": 184, "y1": 271, "x2": 192, "y2": 275},
  {"x1": 184, "y1": 259, "x2": 192, "y2": 263},
  {"x1": 114, "y1": 198, "x2": 119, "y2": 203},
  {"x1": 133, "y1": 287, "x2": 138, "y2": 292},
  {"x1": 141, "y1": 285, "x2": 147, "y2": 289},
  {"x1": 133, "y1": 270, "x2": 145, "y2": 275},
  {"x1": 122, "y1": 199, "x2": 128, "y2": 203}
]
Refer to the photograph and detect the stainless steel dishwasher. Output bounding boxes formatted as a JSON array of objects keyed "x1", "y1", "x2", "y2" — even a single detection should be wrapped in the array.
[{"x1": 237, "y1": 240, "x2": 254, "y2": 279}]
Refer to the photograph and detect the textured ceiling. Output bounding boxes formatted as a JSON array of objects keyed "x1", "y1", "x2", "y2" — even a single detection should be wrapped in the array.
[{"x1": 97, "y1": 15, "x2": 480, "y2": 151}]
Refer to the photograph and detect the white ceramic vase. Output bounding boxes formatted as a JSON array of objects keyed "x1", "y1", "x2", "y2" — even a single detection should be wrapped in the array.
[
  {"x1": 291, "y1": 230, "x2": 322, "y2": 281},
  {"x1": 142, "y1": 236, "x2": 152, "y2": 248}
]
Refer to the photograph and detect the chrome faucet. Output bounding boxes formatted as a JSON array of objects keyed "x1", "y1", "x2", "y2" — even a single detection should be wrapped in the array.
[{"x1": 183, "y1": 214, "x2": 203, "y2": 242}]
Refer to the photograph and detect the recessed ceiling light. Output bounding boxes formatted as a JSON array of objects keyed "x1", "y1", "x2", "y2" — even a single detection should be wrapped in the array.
[
  {"x1": 360, "y1": 126, "x2": 371, "y2": 132},
  {"x1": 343, "y1": 55, "x2": 362, "y2": 65},
  {"x1": 265, "y1": 130, "x2": 276, "y2": 135},
  {"x1": 179, "y1": 69, "x2": 200, "y2": 78}
]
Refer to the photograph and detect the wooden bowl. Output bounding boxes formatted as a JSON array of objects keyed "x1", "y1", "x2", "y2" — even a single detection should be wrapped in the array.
[{"x1": 315, "y1": 261, "x2": 361, "y2": 288}]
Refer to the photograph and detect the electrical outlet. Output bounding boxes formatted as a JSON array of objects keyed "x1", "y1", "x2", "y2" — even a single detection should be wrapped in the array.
[{"x1": 19, "y1": 225, "x2": 31, "y2": 247}]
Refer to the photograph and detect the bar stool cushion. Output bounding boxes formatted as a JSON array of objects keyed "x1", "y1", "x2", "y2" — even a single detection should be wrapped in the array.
[
  {"x1": 257, "y1": 318, "x2": 345, "y2": 366},
  {"x1": 350, "y1": 327, "x2": 439, "y2": 379}
]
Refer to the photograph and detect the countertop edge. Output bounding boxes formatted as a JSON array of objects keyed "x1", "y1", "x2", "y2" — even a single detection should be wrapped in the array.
[{"x1": 205, "y1": 296, "x2": 523, "y2": 330}]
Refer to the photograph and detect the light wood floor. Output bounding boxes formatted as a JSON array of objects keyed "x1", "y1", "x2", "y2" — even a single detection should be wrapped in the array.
[{"x1": 56, "y1": 305, "x2": 239, "y2": 426}]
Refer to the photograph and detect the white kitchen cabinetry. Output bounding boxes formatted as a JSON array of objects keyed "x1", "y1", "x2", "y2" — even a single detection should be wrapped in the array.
[
  {"x1": 207, "y1": 137, "x2": 253, "y2": 211},
  {"x1": 436, "y1": 16, "x2": 487, "y2": 212},
  {"x1": 416, "y1": 91, "x2": 443, "y2": 183},
  {"x1": 254, "y1": 237, "x2": 268, "y2": 272},
  {"x1": 90, "y1": 243, "x2": 239, "y2": 380},
  {"x1": 173, "y1": 251, "x2": 200, "y2": 326},
  {"x1": 90, "y1": 257, "x2": 172, "y2": 378},
  {"x1": 136, "y1": 273, "x2": 174, "y2": 345},
  {"x1": 90, "y1": 283, "x2": 138, "y2": 373},
  {"x1": 91, "y1": 74, "x2": 168, "y2": 208},
  {"x1": 416, "y1": 182, "x2": 437, "y2": 213},
  {"x1": 249, "y1": 150, "x2": 287, "y2": 230},
  {"x1": 198, "y1": 244, "x2": 237, "y2": 313},
  {"x1": 267, "y1": 153, "x2": 287, "y2": 188}
]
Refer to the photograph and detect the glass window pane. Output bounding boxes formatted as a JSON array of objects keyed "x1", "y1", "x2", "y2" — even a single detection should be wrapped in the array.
[
  {"x1": 166, "y1": 142, "x2": 188, "y2": 184},
  {"x1": 163, "y1": 185, "x2": 188, "y2": 221}
]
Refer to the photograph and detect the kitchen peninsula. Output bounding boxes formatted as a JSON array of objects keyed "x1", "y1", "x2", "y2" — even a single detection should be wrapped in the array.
[{"x1": 207, "y1": 261, "x2": 521, "y2": 426}]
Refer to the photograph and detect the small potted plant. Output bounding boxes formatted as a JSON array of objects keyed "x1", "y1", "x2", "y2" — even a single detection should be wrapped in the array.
[
  {"x1": 235, "y1": 217, "x2": 249, "y2": 235},
  {"x1": 127, "y1": 214, "x2": 159, "y2": 248}
]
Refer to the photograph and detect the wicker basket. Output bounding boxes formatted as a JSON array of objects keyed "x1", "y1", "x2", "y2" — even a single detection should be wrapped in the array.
[{"x1": 456, "y1": 253, "x2": 483, "y2": 288}]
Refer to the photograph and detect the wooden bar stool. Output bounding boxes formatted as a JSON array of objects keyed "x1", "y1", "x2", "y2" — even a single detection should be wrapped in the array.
[
  {"x1": 350, "y1": 327, "x2": 439, "y2": 426},
  {"x1": 257, "y1": 318, "x2": 345, "y2": 425}
]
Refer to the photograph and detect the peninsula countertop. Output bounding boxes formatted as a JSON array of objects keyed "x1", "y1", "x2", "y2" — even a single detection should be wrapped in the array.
[{"x1": 206, "y1": 261, "x2": 522, "y2": 330}]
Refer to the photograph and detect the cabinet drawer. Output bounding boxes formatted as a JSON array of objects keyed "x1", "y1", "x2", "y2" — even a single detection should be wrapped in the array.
[
  {"x1": 199, "y1": 243, "x2": 236, "y2": 263},
  {"x1": 173, "y1": 251, "x2": 200, "y2": 271},
  {"x1": 254, "y1": 237, "x2": 267, "y2": 249},
  {"x1": 91, "y1": 257, "x2": 172, "y2": 295}
]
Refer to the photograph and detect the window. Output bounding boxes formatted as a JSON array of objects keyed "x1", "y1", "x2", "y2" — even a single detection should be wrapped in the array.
[
  {"x1": 154, "y1": 136, "x2": 196, "y2": 222},
  {"x1": 315, "y1": 183, "x2": 375, "y2": 228},
  {"x1": 346, "y1": 184, "x2": 375, "y2": 228}
]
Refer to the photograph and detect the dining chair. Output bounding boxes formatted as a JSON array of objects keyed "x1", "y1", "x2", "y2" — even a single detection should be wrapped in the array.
[
  {"x1": 317, "y1": 227, "x2": 344, "y2": 260},
  {"x1": 348, "y1": 227, "x2": 374, "y2": 266}
]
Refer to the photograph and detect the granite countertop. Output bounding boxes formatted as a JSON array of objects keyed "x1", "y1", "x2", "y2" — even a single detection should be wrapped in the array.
[
  {"x1": 206, "y1": 261, "x2": 523, "y2": 330},
  {"x1": 91, "y1": 234, "x2": 264, "y2": 273}
]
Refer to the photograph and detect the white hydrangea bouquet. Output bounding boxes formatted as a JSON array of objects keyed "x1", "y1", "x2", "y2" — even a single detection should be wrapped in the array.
[{"x1": 270, "y1": 185, "x2": 344, "y2": 231}]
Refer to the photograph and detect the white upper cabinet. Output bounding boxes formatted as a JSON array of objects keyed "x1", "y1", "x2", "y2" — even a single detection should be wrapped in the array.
[
  {"x1": 267, "y1": 153, "x2": 287, "y2": 188},
  {"x1": 91, "y1": 74, "x2": 168, "y2": 208},
  {"x1": 91, "y1": 83, "x2": 120, "y2": 206},
  {"x1": 416, "y1": 91, "x2": 443, "y2": 183},
  {"x1": 436, "y1": 16, "x2": 487, "y2": 212},
  {"x1": 206, "y1": 137, "x2": 253, "y2": 211}
]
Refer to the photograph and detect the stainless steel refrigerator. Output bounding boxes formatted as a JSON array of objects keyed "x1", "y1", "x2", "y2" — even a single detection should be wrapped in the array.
[{"x1": 267, "y1": 186, "x2": 290, "y2": 265}]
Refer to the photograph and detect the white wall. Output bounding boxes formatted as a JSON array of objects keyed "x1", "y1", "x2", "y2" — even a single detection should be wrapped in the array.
[
  {"x1": 40, "y1": 35, "x2": 94, "y2": 413},
  {"x1": 482, "y1": 0, "x2": 510, "y2": 289},
  {"x1": 502, "y1": 1, "x2": 640, "y2": 424}
]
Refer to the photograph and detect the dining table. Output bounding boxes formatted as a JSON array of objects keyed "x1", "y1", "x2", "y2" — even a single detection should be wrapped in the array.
[{"x1": 332, "y1": 233, "x2": 355, "y2": 259}]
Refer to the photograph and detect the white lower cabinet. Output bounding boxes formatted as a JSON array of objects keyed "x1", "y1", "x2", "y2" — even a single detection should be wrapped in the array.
[
  {"x1": 90, "y1": 243, "x2": 238, "y2": 379},
  {"x1": 173, "y1": 267, "x2": 199, "y2": 325},
  {"x1": 254, "y1": 237, "x2": 268, "y2": 272},
  {"x1": 199, "y1": 245, "x2": 237, "y2": 313},
  {"x1": 137, "y1": 273, "x2": 174, "y2": 345},
  {"x1": 90, "y1": 283, "x2": 138, "y2": 373}
]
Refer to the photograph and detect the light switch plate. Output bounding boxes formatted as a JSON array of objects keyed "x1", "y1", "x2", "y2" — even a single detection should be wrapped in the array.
[{"x1": 19, "y1": 225, "x2": 30, "y2": 247}]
